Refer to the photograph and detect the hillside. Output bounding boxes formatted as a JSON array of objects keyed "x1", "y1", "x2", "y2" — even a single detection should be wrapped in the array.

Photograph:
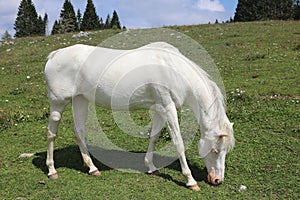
[{"x1": 0, "y1": 21, "x2": 299, "y2": 199}]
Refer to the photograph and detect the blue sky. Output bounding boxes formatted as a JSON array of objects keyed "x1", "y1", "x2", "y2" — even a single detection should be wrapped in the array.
[{"x1": 0, "y1": 0, "x2": 238, "y2": 37}]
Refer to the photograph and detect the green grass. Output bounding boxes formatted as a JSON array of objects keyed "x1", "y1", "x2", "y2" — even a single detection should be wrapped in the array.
[{"x1": 1, "y1": 21, "x2": 299, "y2": 199}]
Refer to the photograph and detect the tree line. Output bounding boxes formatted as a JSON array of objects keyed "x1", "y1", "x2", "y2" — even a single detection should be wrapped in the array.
[
  {"x1": 13, "y1": 0, "x2": 124, "y2": 38},
  {"x1": 51, "y1": 0, "x2": 124, "y2": 35},
  {"x1": 8, "y1": 0, "x2": 300, "y2": 39},
  {"x1": 234, "y1": 0, "x2": 300, "y2": 21}
]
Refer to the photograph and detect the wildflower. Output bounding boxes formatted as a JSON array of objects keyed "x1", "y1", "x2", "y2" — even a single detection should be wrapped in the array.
[{"x1": 239, "y1": 185, "x2": 247, "y2": 192}]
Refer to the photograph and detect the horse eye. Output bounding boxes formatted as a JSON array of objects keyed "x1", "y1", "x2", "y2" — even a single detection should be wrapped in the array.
[{"x1": 211, "y1": 148, "x2": 219, "y2": 154}]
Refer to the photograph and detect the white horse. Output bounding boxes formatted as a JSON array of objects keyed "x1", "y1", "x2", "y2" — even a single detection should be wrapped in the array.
[{"x1": 44, "y1": 42, "x2": 235, "y2": 191}]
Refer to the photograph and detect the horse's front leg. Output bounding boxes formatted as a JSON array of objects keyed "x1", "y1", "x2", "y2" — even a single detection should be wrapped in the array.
[
  {"x1": 145, "y1": 112, "x2": 165, "y2": 174},
  {"x1": 73, "y1": 96, "x2": 100, "y2": 176},
  {"x1": 165, "y1": 102, "x2": 200, "y2": 191}
]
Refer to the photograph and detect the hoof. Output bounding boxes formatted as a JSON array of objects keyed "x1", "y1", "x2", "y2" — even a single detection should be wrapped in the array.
[
  {"x1": 48, "y1": 173, "x2": 58, "y2": 180},
  {"x1": 90, "y1": 170, "x2": 101, "y2": 176},
  {"x1": 188, "y1": 184, "x2": 200, "y2": 191},
  {"x1": 147, "y1": 170, "x2": 160, "y2": 176},
  {"x1": 152, "y1": 170, "x2": 161, "y2": 176}
]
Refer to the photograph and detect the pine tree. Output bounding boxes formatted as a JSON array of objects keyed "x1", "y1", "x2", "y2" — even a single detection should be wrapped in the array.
[
  {"x1": 36, "y1": 15, "x2": 45, "y2": 35},
  {"x1": 279, "y1": 0, "x2": 294, "y2": 19},
  {"x1": 99, "y1": 17, "x2": 104, "y2": 30},
  {"x1": 81, "y1": 0, "x2": 100, "y2": 31},
  {"x1": 77, "y1": 9, "x2": 82, "y2": 30},
  {"x1": 263, "y1": 0, "x2": 294, "y2": 20},
  {"x1": 111, "y1": 10, "x2": 121, "y2": 29},
  {"x1": 2, "y1": 30, "x2": 12, "y2": 40},
  {"x1": 104, "y1": 14, "x2": 111, "y2": 29},
  {"x1": 234, "y1": 0, "x2": 258, "y2": 22},
  {"x1": 44, "y1": 13, "x2": 49, "y2": 35},
  {"x1": 59, "y1": 0, "x2": 78, "y2": 33},
  {"x1": 234, "y1": 0, "x2": 294, "y2": 22},
  {"x1": 51, "y1": 20, "x2": 60, "y2": 35},
  {"x1": 295, "y1": 0, "x2": 300, "y2": 20},
  {"x1": 14, "y1": 0, "x2": 45, "y2": 37}
]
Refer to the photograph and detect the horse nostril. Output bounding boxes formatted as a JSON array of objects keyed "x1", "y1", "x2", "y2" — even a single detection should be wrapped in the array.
[{"x1": 214, "y1": 178, "x2": 222, "y2": 185}]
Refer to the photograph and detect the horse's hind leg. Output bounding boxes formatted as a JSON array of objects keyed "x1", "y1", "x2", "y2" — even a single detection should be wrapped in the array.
[
  {"x1": 145, "y1": 111, "x2": 165, "y2": 174},
  {"x1": 47, "y1": 100, "x2": 69, "y2": 179},
  {"x1": 72, "y1": 95, "x2": 100, "y2": 176}
]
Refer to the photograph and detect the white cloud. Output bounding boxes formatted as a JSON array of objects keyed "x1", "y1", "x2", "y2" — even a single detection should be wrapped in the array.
[{"x1": 197, "y1": 0, "x2": 225, "y2": 12}]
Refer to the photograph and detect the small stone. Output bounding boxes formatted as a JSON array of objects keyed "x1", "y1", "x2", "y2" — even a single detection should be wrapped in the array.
[
  {"x1": 39, "y1": 180, "x2": 46, "y2": 185},
  {"x1": 19, "y1": 153, "x2": 35, "y2": 158},
  {"x1": 239, "y1": 185, "x2": 247, "y2": 192}
]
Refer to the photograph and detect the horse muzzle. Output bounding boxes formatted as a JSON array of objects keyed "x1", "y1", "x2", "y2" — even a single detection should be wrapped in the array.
[{"x1": 208, "y1": 168, "x2": 223, "y2": 185}]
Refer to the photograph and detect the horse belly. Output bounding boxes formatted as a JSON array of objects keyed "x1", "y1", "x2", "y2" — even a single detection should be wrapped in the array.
[{"x1": 92, "y1": 83, "x2": 157, "y2": 111}]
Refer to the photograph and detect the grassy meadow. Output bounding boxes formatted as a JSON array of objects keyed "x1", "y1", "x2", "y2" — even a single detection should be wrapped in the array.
[{"x1": 0, "y1": 21, "x2": 299, "y2": 199}]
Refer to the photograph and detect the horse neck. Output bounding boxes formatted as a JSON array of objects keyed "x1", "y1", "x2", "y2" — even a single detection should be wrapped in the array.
[{"x1": 191, "y1": 79, "x2": 227, "y2": 135}]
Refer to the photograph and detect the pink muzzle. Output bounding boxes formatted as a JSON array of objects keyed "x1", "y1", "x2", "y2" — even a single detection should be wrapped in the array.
[{"x1": 208, "y1": 168, "x2": 222, "y2": 185}]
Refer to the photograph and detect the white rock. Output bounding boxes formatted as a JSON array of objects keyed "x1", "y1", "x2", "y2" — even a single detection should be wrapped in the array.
[
  {"x1": 72, "y1": 31, "x2": 92, "y2": 38},
  {"x1": 239, "y1": 185, "x2": 247, "y2": 192},
  {"x1": 19, "y1": 153, "x2": 35, "y2": 158}
]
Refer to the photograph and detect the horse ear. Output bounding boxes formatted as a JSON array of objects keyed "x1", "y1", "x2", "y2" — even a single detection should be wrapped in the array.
[
  {"x1": 218, "y1": 124, "x2": 231, "y2": 137},
  {"x1": 219, "y1": 123, "x2": 232, "y2": 137},
  {"x1": 198, "y1": 138, "x2": 212, "y2": 158}
]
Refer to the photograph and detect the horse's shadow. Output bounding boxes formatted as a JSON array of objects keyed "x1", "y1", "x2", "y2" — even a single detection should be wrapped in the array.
[{"x1": 32, "y1": 145, "x2": 207, "y2": 188}]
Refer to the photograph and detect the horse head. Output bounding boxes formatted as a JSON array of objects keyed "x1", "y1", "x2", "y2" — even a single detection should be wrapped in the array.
[{"x1": 198, "y1": 122, "x2": 235, "y2": 185}]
